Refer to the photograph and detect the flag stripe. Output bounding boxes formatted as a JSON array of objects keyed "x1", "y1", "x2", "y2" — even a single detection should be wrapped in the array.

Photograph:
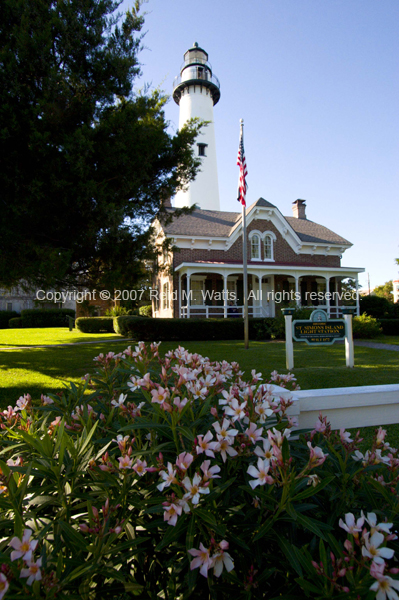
[{"x1": 237, "y1": 128, "x2": 247, "y2": 207}]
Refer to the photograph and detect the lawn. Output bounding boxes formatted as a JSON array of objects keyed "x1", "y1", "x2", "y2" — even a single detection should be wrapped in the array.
[
  {"x1": 1, "y1": 329, "x2": 398, "y2": 408},
  {"x1": 0, "y1": 327, "x2": 122, "y2": 346}
]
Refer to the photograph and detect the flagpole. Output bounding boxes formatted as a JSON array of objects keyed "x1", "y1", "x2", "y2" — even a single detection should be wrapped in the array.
[{"x1": 240, "y1": 119, "x2": 249, "y2": 350}]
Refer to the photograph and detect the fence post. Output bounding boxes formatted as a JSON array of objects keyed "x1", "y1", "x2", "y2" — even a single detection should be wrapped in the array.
[{"x1": 282, "y1": 308, "x2": 295, "y2": 370}]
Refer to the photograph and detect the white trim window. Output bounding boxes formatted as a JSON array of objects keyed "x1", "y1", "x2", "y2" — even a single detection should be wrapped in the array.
[
  {"x1": 264, "y1": 235, "x2": 272, "y2": 259},
  {"x1": 249, "y1": 231, "x2": 261, "y2": 260},
  {"x1": 262, "y1": 231, "x2": 276, "y2": 261}
]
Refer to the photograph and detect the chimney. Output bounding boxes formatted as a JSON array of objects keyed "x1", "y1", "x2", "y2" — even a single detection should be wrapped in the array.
[{"x1": 292, "y1": 199, "x2": 307, "y2": 219}]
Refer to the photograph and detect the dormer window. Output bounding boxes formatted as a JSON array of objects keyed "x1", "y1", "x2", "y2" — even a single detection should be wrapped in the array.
[
  {"x1": 197, "y1": 143, "x2": 207, "y2": 156},
  {"x1": 251, "y1": 234, "x2": 260, "y2": 260}
]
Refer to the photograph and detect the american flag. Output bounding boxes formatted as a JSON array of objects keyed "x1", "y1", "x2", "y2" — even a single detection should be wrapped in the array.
[{"x1": 237, "y1": 124, "x2": 247, "y2": 206}]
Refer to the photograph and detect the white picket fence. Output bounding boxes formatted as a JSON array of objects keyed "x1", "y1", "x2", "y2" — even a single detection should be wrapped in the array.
[{"x1": 269, "y1": 383, "x2": 399, "y2": 430}]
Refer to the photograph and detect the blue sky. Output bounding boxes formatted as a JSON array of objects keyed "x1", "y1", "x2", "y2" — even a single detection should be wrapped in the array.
[{"x1": 123, "y1": 0, "x2": 399, "y2": 290}]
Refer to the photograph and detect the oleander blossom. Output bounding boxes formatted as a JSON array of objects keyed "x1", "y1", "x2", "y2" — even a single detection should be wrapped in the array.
[
  {"x1": 188, "y1": 543, "x2": 214, "y2": 577},
  {"x1": 0, "y1": 574, "x2": 9, "y2": 599},
  {"x1": 9, "y1": 529, "x2": 38, "y2": 562},
  {"x1": 20, "y1": 558, "x2": 42, "y2": 585},
  {"x1": 339, "y1": 513, "x2": 365, "y2": 537},
  {"x1": 247, "y1": 458, "x2": 274, "y2": 489}
]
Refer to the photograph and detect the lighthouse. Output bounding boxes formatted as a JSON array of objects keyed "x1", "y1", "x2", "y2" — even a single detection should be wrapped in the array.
[{"x1": 173, "y1": 43, "x2": 221, "y2": 211}]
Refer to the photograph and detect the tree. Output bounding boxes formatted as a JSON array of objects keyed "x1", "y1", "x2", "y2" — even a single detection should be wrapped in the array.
[
  {"x1": 373, "y1": 280, "x2": 393, "y2": 302},
  {"x1": 0, "y1": 0, "x2": 200, "y2": 290}
]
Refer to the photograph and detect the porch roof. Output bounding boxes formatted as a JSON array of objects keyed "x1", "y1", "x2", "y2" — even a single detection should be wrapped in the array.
[{"x1": 175, "y1": 261, "x2": 364, "y2": 277}]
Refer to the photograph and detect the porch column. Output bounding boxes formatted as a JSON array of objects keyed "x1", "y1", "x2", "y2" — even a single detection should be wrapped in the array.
[
  {"x1": 178, "y1": 274, "x2": 182, "y2": 318},
  {"x1": 223, "y1": 274, "x2": 228, "y2": 318},
  {"x1": 258, "y1": 275, "x2": 262, "y2": 316},
  {"x1": 326, "y1": 276, "x2": 331, "y2": 317},
  {"x1": 295, "y1": 276, "x2": 300, "y2": 307},
  {"x1": 355, "y1": 276, "x2": 360, "y2": 316},
  {"x1": 334, "y1": 277, "x2": 339, "y2": 317},
  {"x1": 186, "y1": 273, "x2": 191, "y2": 319}
]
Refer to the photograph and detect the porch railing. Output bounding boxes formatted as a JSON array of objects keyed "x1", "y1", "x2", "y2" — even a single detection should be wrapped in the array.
[{"x1": 179, "y1": 305, "x2": 346, "y2": 319}]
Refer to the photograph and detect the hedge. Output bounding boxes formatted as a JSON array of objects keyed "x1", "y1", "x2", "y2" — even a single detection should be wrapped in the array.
[
  {"x1": 378, "y1": 319, "x2": 399, "y2": 336},
  {"x1": 75, "y1": 317, "x2": 115, "y2": 333},
  {"x1": 8, "y1": 317, "x2": 22, "y2": 328},
  {"x1": 113, "y1": 316, "x2": 280, "y2": 341},
  {"x1": 0, "y1": 310, "x2": 20, "y2": 329},
  {"x1": 13, "y1": 308, "x2": 76, "y2": 328}
]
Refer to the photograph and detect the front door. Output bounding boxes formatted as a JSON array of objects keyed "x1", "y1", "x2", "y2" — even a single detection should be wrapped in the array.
[{"x1": 262, "y1": 279, "x2": 273, "y2": 317}]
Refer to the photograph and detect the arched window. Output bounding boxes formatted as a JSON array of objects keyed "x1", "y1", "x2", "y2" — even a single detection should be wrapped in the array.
[
  {"x1": 264, "y1": 235, "x2": 273, "y2": 260},
  {"x1": 251, "y1": 234, "x2": 260, "y2": 260}
]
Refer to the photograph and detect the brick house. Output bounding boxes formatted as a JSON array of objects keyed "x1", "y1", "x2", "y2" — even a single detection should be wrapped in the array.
[{"x1": 152, "y1": 198, "x2": 363, "y2": 319}]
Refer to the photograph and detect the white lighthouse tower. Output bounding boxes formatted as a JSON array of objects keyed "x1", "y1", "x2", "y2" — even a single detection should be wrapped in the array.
[{"x1": 173, "y1": 43, "x2": 220, "y2": 211}]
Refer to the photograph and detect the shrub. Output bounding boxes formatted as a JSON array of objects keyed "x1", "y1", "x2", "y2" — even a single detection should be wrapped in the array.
[
  {"x1": 352, "y1": 313, "x2": 382, "y2": 338},
  {"x1": 0, "y1": 344, "x2": 398, "y2": 598},
  {"x1": 75, "y1": 317, "x2": 115, "y2": 333},
  {"x1": 360, "y1": 295, "x2": 394, "y2": 319},
  {"x1": 378, "y1": 318, "x2": 399, "y2": 336},
  {"x1": 8, "y1": 317, "x2": 22, "y2": 328},
  {"x1": 18, "y1": 308, "x2": 75, "y2": 328},
  {"x1": 114, "y1": 316, "x2": 269, "y2": 340},
  {"x1": 254, "y1": 308, "x2": 313, "y2": 340},
  {"x1": 0, "y1": 310, "x2": 20, "y2": 329},
  {"x1": 105, "y1": 306, "x2": 132, "y2": 317},
  {"x1": 139, "y1": 304, "x2": 152, "y2": 318}
]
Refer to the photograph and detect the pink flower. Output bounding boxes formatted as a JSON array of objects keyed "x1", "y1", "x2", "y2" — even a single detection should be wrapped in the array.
[
  {"x1": 370, "y1": 571, "x2": 399, "y2": 600},
  {"x1": 307, "y1": 441, "x2": 328, "y2": 467},
  {"x1": 200, "y1": 460, "x2": 221, "y2": 480},
  {"x1": 254, "y1": 439, "x2": 274, "y2": 461},
  {"x1": 133, "y1": 459, "x2": 147, "y2": 476},
  {"x1": 215, "y1": 437, "x2": 238, "y2": 462},
  {"x1": 247, "y1": 458, "x2": 274, "y2": 489},
  {"x1": 176, "y1": 452, "x2": 194, "y2": 471},
  {"x1": 224, "y1": 398, "x2": 247, "y2": 422},
  {"x1": 245, "y1": 422, "x2": 264, "y2": 444},
  {"x1": 20, "y1": 558, "x2": 42, "y2": 585},
  {"x1": 163, "y1": 502, "x2": 182, "y2": 526},
  {"x1": 196, "y1": 431, "x2": 218, "y2": 458},
  {"x1": 212, "y1": 419, "x2": 238, "y2": 441},
  {"x1": 362, "y1": 531, "x2": 395, "y2": 565},
  {"x1": 183, "y1": 473, "x2": 210, "y2": 504},
  {"x1": 213, "y1": 541, "x2": 235, "y2": 577},
  {"x1": 151, "y1": 386, "x2": 170, "y2": 405},
  {"x1": 188, "y1": 543, "x2": 214, "y2": 577},
  {"x1": 340, "y1": 429, "x2": 353, "y2": 444},
  {"x1": 9, "y1": 529, "x2": 38, "y2": 562},
  {"x1": 0, "y1": 574, "x2": 9, "y2": 599},
  {"x1": 157, "y1": 463, "x2": 178, "y2": 491},
  {"x1": 15, "y1": 394, "x2": 31, "y2": 411},
  {"x1": 118, "y1": 456, "x2": 133, "y2": 470},
  {"x1": 339, "y1": 513, "x2": 364, "y2": 537}
]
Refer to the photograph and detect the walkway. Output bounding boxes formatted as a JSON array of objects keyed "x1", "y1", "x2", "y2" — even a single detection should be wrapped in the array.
[{"x1": 354, "y1": 341, "x2": 399, "y2": 352}]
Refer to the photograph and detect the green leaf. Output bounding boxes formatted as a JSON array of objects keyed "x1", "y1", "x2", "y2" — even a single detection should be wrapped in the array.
[
  {"x1": 276, "y1": 534, "x2": 303, "y2": 577},
  {"x1": 292, "y1": 475, "x2": 335, "y2": 501}
]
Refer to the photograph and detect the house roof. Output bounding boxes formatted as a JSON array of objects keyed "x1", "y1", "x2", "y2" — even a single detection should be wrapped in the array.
[{"x1": 162, "y1": 197, "x2": 351, "y2": 246}]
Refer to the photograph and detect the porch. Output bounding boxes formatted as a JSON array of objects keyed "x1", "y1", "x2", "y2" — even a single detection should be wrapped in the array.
[{"x1": 174, "y1": 263, "x2": 362, "y2": 319}]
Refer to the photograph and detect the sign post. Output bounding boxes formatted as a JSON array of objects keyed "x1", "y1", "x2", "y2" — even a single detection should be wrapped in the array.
[
  {"x1": 282, "y1": 308, "x2": 295, "y2": 370},
  {"x1": 282, "y1": 307, "x2": 355, "y2": 369},
  {"x1": 342, "y1": 306, "x2": 356, "y2": 368}
]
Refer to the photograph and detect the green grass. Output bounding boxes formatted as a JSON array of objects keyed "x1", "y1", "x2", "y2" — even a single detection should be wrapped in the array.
[
  {"x1": 0, "y1": 327, "x2": 122, "y2": 347},
  {"x1": 1, "y1": 330, "x2": 398, "y2": 405},
  {"x1": 1, "y1": 328, "x2": 398, "y2": 448}
]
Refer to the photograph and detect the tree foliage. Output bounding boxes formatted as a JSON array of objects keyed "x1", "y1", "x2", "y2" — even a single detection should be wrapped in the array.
[
  {"x1": 0, "y1": 0, "x2": 201, "y2": 290},
  {"x1": 373, "y1": 280, "x2": 393, "y2": 302}
]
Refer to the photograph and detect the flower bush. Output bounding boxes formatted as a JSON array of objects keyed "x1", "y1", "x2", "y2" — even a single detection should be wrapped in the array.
[{"x1": 0, "y1": 343, "x2": 398, "y2": 598}]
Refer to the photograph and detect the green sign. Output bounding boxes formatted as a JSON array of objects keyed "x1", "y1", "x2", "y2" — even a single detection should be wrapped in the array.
[{"x1": 293, "y1": 310, "x2": 346, "y2": 345}]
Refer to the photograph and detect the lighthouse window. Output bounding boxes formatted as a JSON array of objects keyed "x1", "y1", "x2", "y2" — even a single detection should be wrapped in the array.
[{"x1": 197, "y1": 143, "x2": 207, "y2": 157}]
